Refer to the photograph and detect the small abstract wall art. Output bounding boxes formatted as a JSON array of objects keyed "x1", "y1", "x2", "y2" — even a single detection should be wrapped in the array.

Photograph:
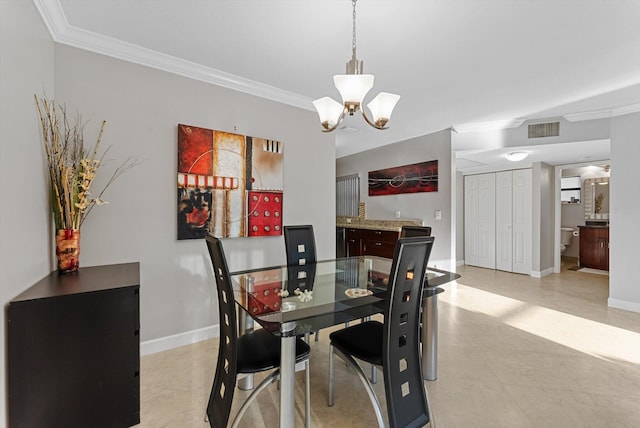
[
  {"x1": 177, "y1": 124, "x2": 284, "y2": 239},
  {"x1": 368, "y1": 160, "x2": 438, "y2": 196}
]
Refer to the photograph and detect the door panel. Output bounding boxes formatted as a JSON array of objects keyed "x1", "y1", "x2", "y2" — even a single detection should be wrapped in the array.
[{"x1": 496, "y1": 171, "x2": 513, "y2": 272}]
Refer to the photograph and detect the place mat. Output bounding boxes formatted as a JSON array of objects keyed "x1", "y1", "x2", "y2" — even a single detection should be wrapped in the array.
[{"x1": 345, "y1": 288, "x2": 373, "y2": 298}]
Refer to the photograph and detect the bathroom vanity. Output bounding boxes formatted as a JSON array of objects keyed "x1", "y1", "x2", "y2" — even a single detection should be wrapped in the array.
[{"x1": 578, "y1": 225, "x2": 609, "y2": 270}]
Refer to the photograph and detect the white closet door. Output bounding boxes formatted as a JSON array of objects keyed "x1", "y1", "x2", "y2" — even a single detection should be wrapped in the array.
[
  {"x1": 495, "y1": 171, "x2": 513, "y2": 272},
  {"x1": 464, "y1": 175, "x2": 479, "y2": 266},
  {"x1": 477, "y1": 173, "x2": 496, "y2": 269},
  {"x1": 512, "y1": 169, "x2": 532, "y2": 274}
]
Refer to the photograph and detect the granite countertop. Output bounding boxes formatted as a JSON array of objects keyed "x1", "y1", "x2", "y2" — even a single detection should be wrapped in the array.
[{"x1": 336, "y1": 218, "x2": 422, "y2": 232}]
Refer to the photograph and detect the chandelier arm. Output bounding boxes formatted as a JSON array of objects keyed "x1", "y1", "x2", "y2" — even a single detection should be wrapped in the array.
[
  {"x1": 321, "y1": 108, "x2": 349, "y2": 133},
  {"x1": 360, "y1": 108, "x2": 388, "y2": 130}
]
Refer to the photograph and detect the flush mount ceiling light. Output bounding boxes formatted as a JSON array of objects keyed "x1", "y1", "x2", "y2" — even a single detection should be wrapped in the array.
[
  {"x1": 505, "y1": 151, "x2": 528, "y2": 162},
  {"x1": 312, "y1": 0, "x2": 400, "y2": 132}
]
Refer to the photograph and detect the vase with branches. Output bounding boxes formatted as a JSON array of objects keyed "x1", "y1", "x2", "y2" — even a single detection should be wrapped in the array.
[{"x1": 35, "y1": 94, "x2": 138, "y2": 272}]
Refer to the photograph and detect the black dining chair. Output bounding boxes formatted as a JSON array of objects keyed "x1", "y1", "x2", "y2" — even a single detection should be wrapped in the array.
[
  {"x1": 204, "y1": 235, "x2": 311, "y2": 428},
  {"x1": 400, "y1": 225, "x2": 432, "y2": 238},
  {"x1": 283, "y1": 224, "x2": 322, "y2": 342},
  {"x1": 284, "y1": 225, "x2": 317, "y2": 267},
  {"x1": 328, "y1": 236, "x2": 435, "y2": 428}
]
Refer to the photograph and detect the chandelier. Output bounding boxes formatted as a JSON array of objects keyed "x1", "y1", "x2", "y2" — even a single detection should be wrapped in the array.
[{"x1": 312, "y1": 0, "x2": 400, "y2": 132}]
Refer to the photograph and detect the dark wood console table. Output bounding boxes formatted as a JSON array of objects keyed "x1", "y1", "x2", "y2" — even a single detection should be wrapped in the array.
[{"x1": 7, "y1": 262, "x2": 140, "y2": 428}]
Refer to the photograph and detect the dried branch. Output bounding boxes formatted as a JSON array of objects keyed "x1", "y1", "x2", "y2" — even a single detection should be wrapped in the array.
[{"x1": 35, "y1": 94, "x2": 138, "y2": 230}]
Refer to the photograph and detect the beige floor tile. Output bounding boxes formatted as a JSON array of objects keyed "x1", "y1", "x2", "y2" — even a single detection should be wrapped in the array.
[{"x1": 138, "y1": 265, "x2": 640, "y2": 427}]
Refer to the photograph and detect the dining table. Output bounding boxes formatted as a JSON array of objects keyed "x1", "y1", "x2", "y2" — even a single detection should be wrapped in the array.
[{"x1": 230, "y1": 255, "x2": 460, "y2": 428}]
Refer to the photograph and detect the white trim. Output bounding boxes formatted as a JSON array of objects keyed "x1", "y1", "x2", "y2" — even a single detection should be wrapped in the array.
[
  {"x1": 141, "y1": 324, "x2": 219, "y2": 356},
  {"x1": 607, "y1": 298, "x2": 640, "y2": 314},
  {"x1": 33, "y1": 0, "x2": 69, "y2": 36},
  {"x1": 530, "y1": 267, "x2": 553, "y2": 278},
  {"x1": 563, "y1": 103, "x2": 640, "y2": 122},
  {"x1": 456, "y1": 259, "x2": 465, "y2": 266},
  {"x1": 452, "y1": 118, "x2": 525, "y2": 134},
  {"x1": 34, "y1": 0, "x2": 314, "y2": 111}
]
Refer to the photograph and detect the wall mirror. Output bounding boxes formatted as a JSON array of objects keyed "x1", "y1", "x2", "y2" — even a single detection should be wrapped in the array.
[{"x1": 583, "y1": 177, "x2": 609, "y2": 220}]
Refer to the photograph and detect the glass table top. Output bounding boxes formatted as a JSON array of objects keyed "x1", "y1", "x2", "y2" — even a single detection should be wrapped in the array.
[{"x1": 230, "y1": 256, "x2": 459, "y2": 337}]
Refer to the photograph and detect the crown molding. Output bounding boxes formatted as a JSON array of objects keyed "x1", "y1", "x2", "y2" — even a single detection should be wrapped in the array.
[
  {"x1": 452, "y1": 118, "x2": 525, "y2": 134},
  {"x1": 563, "y1": 103, "x2": 640, "y2": 122},
  {"x1": 611, "y1": 102, "x2": 640, "y2": 118},
  {"x1": 33, "y1": 0, "x2": 314, "y2": 111},
  {"x1": 563, "y1": 109, "x2": 613, "y2": 122}
]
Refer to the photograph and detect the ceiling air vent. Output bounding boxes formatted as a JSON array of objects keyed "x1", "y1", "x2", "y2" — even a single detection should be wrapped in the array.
[{"x1": 528, "y1": 122, "x2": 559, "y2": 138}]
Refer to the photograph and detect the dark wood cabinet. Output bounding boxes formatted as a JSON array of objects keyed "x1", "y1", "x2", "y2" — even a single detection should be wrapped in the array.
[
  {"x1": 342, "y1": 227, "x2": 400, "y2": 259},
  {"x1": 345, "y1": 227, "x2": 362, "y2": 256},
  {"x1": 7, "y1": 262, "x2": 140, "y2": 428},
  {"x1": 362, "y1": 229, "x2": 400, "y2": 259},
  {"x1": 579, "y1": 226, "x2": 609, "y2": 270}
]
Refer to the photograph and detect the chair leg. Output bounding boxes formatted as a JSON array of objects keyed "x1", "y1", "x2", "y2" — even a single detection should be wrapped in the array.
[
  {"x1": 331, "y1": 349, "x2": 386, "y2": 428},
  {"x1": 424, "y1": 381, "x2": 436, "y2": 428},
  {"x1": 314, "y1": 330, "x2": 319, "y2": 342},
  {"x1": 230, "y1": 370, "x2": 280, "y2": 428},
  {"x1": 328, "y1": 344, "x2": 335, "y2": 406},
  {"x1": 305, "y1": 359, "x2": 311, "y2": 428}
]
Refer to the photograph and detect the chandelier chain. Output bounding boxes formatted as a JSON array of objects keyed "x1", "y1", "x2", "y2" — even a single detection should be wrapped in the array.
[{"x1": 352, "y1": 0, "x2": 357, "y2": 51}]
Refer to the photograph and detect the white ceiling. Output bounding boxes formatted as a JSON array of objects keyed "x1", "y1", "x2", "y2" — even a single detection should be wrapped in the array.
[{"x1": 42, "y1": 0, "x2": 640, "y2": 168}]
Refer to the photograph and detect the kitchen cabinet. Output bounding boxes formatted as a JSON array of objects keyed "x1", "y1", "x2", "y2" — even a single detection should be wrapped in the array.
[
  {"x1": 362, "y1": 229, "x2": 400, "y2": 259},
  {"x1": 345, "y1": 227, "x2": 363, "y2": 256},
  {"x1": 8, "y1": 263, "x2": 140, "y2": 428},
  {"x1": 579, "y1": 226, "x2": 609, "y2": 270},
  {"x1": 336, "y1": 226, "x2": 346, "y2": 258},
  {"x1": 343, "y1": 227, "x2": 400, "y2": 258}
]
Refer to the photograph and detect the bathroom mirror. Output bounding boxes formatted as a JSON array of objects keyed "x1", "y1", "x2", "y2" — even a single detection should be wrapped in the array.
[{"x1": 583, "y1": 177, "x2": 609, "y2": 220}]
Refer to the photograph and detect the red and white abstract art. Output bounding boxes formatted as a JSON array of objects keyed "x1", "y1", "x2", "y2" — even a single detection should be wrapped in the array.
[{"x1": 177, "y1": 124, "x2": 284, "y2": 239}]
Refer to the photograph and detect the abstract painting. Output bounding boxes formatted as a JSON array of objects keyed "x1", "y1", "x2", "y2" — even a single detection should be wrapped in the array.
[
  {"x1": 368, "y1": 160, "x2": 438, "y2": 196},
  {"x1": 177, "y1": 124, "x2": 284, "y2": 239}
]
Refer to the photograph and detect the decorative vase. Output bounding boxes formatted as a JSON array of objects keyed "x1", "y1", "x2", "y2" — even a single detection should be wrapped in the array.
[{"x1": 56, "y1": 228, "x2": 80, "y2": 273}]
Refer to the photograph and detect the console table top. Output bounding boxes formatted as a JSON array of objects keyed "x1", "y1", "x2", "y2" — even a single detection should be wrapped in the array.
[{"x1": 10, "y1": 262, "x2": 140, "y2": 302}]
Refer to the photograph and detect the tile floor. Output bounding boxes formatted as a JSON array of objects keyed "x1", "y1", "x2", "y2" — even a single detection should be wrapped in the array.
[{"x1": 138, "y1": 264, "x2": 640, "y2": 427}]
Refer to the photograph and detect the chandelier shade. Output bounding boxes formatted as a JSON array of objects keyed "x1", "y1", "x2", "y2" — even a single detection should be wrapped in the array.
[
  {"x1": 312, "y1": 97, "x2": 345, "y2": 130},
  {"x1": 367, "y1": 92, "x2": 401, "y2": 127},
  {"x1": 312, "y1": 0, "x2": 400, "y2": 133},
  {"x1": 334, "y1": 74, "x2": 374, "y2": 107}
]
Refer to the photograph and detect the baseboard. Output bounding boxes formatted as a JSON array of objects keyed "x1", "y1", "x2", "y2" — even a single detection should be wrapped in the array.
[
  {"x1": 456, "y1": 259, "x2": 465, "y2": 266},
  {"x1": 140, "y1": 324, "x2": 220, "y2": 356},
  {"x1": 608, "y1": 298, "x2": 640, "y2": 314},
  {"x1": 530, "y1": 267, "x2": 554, "y2": 278}
]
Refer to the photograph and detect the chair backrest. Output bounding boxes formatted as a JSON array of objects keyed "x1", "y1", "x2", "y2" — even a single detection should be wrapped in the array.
[
  {"x1": 400, "y1": 225, "x2": 432, "y2": 238},
  {"x1": 383, "y1": 236, "x2": 435, "y2": 428},
  {"x1": 283, "y1": 225, "x2": 317, "y2": 266},
  {"x1": 286, "y1": 264, "x2": 317, "y2": 295},
  {"x1": 205, "y1": 235, "x2": 238, "y2": 428}
]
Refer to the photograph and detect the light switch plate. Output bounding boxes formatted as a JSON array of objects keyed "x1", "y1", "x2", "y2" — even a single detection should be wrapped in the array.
[{"x1": 435, "y1": 210, "x2": 442, "y2": 220}]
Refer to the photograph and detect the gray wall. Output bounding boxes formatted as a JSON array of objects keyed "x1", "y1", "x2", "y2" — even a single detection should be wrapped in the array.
[
  {"x1": 453, "y1": 117, "x2": 610, "y2": 157},
  {"x1": 1, "y1": 3, "x2": 335, "y2": 420},
  {"x1": 0, "y1": 1, "x2": 54, "y2": 424},
  {"x1": 336, "y1": 129, "x2": 454, "y2": 271},
  {"x1": 610, "y1": 112, "x2": 640, "y2": 312},
  {"x1": 53, "y1": 44, "x2": 335, "y2": 343},
  {"x1": 532, "y1": 162, "x2": 556, "y2": 276}
]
